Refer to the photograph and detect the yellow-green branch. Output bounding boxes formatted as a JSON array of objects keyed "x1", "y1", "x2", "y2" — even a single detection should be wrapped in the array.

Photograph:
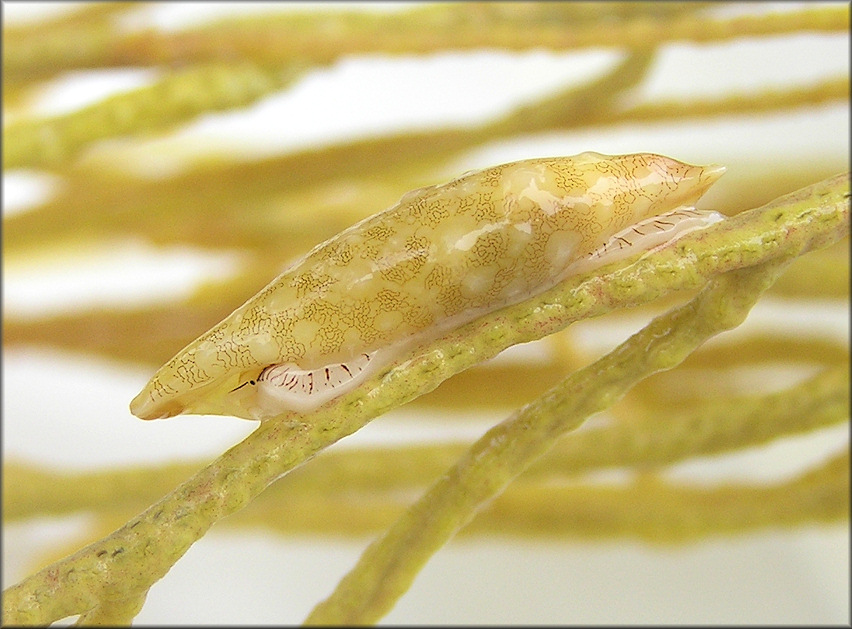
[
  {"x1": 4, "y1": 363, "x2": 847, "y2": 527},
  {"x1": 2, "y1": 62, "x2": 302, "y2": 170},
  {"x1": 304, "y1": 258, "x2": 796, "y2": 624},
  {"x1": 6, "y1": 3, "x2": 840, "y2": 83},
  {"x1": 2, "y1": 173, "x2": 848, "y2": 626}
]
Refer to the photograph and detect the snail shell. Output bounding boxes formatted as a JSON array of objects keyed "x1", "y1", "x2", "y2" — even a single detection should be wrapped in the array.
[{"x1": 130, "y1": 152, "x2": 724, "y2": 420}]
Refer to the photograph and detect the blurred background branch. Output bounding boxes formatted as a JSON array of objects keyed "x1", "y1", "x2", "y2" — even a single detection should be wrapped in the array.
[{"x1": 3, "y1": 2, "x2": 848, "y2": 625}]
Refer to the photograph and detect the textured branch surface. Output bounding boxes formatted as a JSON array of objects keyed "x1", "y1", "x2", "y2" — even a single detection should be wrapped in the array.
[
  {"x1": 5, "y1": 363, "x2": 848, "y2": 526},
  {"x1": 302, "y1": 254, "x2": 793, "y2": 624},
  {"x1": 2, "y1": 166, "x2": 847, "y2": 625}
]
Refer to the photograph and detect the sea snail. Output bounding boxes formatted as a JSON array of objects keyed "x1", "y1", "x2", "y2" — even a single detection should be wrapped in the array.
[{"x1": 130, "y1": 152, "x2": 725, "y2": 421}]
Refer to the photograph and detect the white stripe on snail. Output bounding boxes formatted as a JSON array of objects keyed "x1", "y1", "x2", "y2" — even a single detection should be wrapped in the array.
[
  {"x1": 253, "y1": 352, "x2": 375, "y2": 414},
  {"x1": 129, "y1": 152, "x2": 726, "y2": 422},
  {"x1": 570, "y1": 207, "x2": 725, "y2": 273},
  {"x1": 242, "y1": 208, "x2": 723, "y2": 418}
]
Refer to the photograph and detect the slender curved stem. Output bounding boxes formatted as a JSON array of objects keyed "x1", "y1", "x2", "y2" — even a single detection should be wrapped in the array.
[{"x1": 2, "y1": 173, "x2": 847, "y2": 626}]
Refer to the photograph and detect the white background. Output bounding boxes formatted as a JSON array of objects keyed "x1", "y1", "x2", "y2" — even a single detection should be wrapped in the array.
[{"x1": 3, "y1": 2, "x2": 850, "y2": 624}]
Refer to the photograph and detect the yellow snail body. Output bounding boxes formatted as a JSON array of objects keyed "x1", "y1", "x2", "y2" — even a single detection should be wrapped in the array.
[{"x1": 131, "y1": 152, "x2": 724, "y2": 421}]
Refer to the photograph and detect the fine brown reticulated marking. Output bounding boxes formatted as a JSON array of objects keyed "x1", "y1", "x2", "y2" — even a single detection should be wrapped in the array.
[{"x1": 130, "y1": 152, "x2": 725, "y2": 421}]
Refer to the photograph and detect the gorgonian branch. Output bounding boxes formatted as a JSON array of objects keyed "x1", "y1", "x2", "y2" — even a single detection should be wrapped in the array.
[
  {"x1": 302, "y1": 257, "x2": 798, "y2": 624},
  {"x1": 2, "y1": 172, "x2": 847, "y2": 626}
]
